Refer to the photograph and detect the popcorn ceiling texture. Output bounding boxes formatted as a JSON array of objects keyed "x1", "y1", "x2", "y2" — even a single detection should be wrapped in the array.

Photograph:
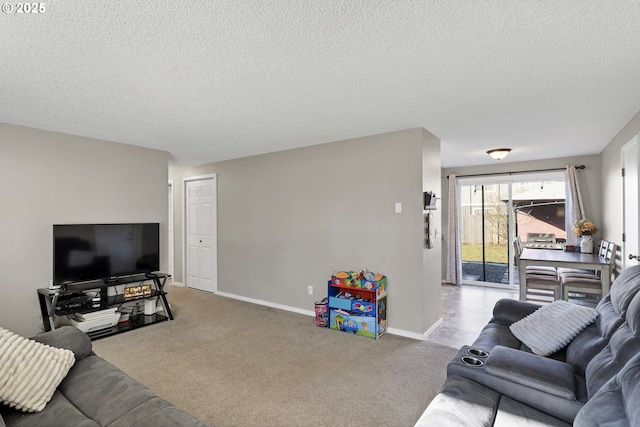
[{"x1": 1, "y1": 0, "x2": 639, "y2": 167}]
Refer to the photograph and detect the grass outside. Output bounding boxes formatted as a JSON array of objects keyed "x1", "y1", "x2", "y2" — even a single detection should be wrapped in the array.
[{"x1": 462, "y1": 243, "x2": 509, "y2": 263}]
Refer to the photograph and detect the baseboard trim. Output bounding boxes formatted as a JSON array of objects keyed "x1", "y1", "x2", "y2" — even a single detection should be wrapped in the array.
[
  {"x1": 214, "y1": 291, "x2": 427, "y2": 340},
  {"x1": 171, "y1": 281, "x2": 185, "y2": 287},
  {"x1": 422, "y1": 317, "x2": 444, "y2": 340},
  {"x1": 215, "y1": 291, "x2": 316, "y2": 317},
  {"x1": 387, "y1": 327, "x2": 427, "y2": 341}
]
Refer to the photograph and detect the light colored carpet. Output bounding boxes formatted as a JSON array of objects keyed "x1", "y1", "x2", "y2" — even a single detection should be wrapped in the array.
[{"x1": 92, "y1": 286, "x2": 457, "y2": 427}]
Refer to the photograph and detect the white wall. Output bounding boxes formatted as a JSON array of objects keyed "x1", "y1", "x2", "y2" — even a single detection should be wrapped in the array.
[
  {"x1": 170, "y1": 128, "x2": 442, "y2": 337},
  {"x1": 0, "y1": 123, "x2": 169, "y2": 336}
]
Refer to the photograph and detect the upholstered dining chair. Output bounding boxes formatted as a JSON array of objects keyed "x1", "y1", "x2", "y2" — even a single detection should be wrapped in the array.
[
  {"x1": 513, "y1": 236, "x2": 558, "y2": 277},
  {"x1": 557, "y1": 239, "x2": 610, "y2": 277},
  {"x1": 561, "y1": 242, "x2": 617, "y2": 305},
  {"x1": 513, "y1": 237, "x2": 562, "y2": 302}
]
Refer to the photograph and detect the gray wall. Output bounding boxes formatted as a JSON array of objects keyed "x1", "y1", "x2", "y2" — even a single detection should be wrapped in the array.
[
  {"x1": 0, "y1": 123, "x2": 169, "y2": 336},
  {"x1": 170, "y1": 128, "x2": 442, "y2": 336},
  {"x1": 440, "y1": 154, "x2": 603, "y2": 280}
]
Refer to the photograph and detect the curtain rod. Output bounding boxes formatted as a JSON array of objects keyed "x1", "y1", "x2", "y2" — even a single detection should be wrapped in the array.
[{"x1": 447, "y1": 165, "x2": 585, "y2": 179}]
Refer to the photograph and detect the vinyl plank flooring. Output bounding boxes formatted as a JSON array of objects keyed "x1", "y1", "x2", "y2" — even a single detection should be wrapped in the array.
[{"x1": 427, "y1": 284, "x2": 518, "y2": 348}]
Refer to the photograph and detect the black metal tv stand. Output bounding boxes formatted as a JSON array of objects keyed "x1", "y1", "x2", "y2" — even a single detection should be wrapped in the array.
[{"x1": 37, "y1": 273, "x2": 174, "y2": 340}]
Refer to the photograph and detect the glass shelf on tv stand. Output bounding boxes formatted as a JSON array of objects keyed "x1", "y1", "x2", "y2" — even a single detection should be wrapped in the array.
[
  {"x1": 37, "y1": 272, "x2": 173, "y2": 340},
  {"x1": 84, "y1": 313, "x2": 170, "y2": 340}
]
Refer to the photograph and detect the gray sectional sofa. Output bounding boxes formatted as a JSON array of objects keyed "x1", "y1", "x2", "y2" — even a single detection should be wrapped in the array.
[
  {"x1": 417, "y1": 264, "x2": 640, "y2": 426},
  {"x1": 0, "y1": 326, "x2": 208, "y2": 427}
]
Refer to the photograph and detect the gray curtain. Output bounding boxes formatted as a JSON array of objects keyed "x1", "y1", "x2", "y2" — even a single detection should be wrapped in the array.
[
  {"x1": 565, "y1": 165, "x2": 585, "y2": 247},
  {"x1": 446, "y1": 174, "x2": 462, "y2": 285}
]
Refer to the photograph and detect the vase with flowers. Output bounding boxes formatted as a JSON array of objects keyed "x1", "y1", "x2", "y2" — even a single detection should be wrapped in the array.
[{"x1": 573, "y1": 218, "x2": 598, "y2": 253}]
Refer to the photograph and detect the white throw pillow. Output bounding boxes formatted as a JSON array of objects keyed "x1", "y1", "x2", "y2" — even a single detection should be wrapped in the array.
[
  {"x1": 509, "y1": 300, "x2": 599, "y2": 356},
  {"x1": 0, "y1": 327, "x2": 75, "y2": 412}
]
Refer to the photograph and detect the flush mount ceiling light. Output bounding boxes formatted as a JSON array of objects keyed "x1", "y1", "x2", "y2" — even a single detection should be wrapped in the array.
[{"x1": 487, "y1": 148, "x2": 512, "y2": 160}]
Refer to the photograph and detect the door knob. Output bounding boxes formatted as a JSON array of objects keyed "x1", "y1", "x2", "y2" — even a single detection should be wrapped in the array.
[{"x1": 629, "y1": 254, "x2": 640, "y2": 260}]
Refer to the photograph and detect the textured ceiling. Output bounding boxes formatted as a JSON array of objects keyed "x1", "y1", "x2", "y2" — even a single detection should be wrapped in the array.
[{"x1": 1, "y1": 0, "x2": 639, "y2": 167}]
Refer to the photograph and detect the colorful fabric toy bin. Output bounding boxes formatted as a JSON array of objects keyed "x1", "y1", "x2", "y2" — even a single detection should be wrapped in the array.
[
  {"x1": 330, "y1": 276, "x2": 347, "y2": 287},
  {"x1": 326, "y1": 269, "x2": 387, "y2": 339},
  {"x1": 328, "y1": 294, "x2": 376, "y2": 315},
  {"x1": 329, "y1": 309, "x2": 378, "y2": 339},
  {"x1": 330, "y1": 271, "x2": 386, "y2": 290},
  {"x1": 352, "y1": 300, "x2": 376, "y2": 315},
  {"x1": 330, "y1": 272, "x2": 360, "y2": 288},
  {"x1": 363, "y1": 276, "x2": 386, "y2": 291}
]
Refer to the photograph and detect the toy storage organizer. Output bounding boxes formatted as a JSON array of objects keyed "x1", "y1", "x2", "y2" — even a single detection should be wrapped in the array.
[{"x1": 327, "y1": 273, "x2": 387, "y2": 339}]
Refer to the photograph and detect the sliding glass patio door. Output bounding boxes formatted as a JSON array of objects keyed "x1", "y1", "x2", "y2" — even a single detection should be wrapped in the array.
[
  {"x1": 460, "y1": 183, "x2": 511, "y2": 285},
  {"x1": 459, "y1": 172, "x2": 566, "y2": 287}
]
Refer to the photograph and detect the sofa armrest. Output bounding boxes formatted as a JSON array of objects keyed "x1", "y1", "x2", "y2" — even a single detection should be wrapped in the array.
[
  {"x1": 447, "y1": 345, "x2": 585, "y2": 423},
  {"x1": 31, "y1": 326, "x2": 93, "y2": 360},
  {"x1": 483, "y1": 346, "x2": 576, "y2": 399},
  {"x1": 492, "y1": 298, "x2": 542, "y2": 324}
]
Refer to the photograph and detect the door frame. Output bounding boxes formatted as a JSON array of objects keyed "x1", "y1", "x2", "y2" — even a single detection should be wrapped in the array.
[
  {"x1": 182, "y1": 173, "x2": 218, "y2": 293},
  {"x1": 458, "y1": 171, "x2": 565, "y2": 289},
  {"x1": 622, "y1": 134, "x2": 639, "y2": 269},
  {"x1": 168, "y1": 180, "x2": 175, "y2": 281}
]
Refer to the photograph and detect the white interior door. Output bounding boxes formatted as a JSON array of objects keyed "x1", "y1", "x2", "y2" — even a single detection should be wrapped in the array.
[
  {"x1": 622, "y1": 135, "x2": 639, "y2": 269},
  {"x1": 185, "y1": 177, "x2": 217, "y2": 292}
]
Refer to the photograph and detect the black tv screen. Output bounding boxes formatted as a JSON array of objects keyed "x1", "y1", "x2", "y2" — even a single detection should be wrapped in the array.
[{"x1": 53, "y1": 223, "x2": 160, "y2": 286}]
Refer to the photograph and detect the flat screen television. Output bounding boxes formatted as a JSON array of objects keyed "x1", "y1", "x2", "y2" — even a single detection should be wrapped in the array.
[{"x1": 53, "y1": 223, "x2": 160, "y2": 287}]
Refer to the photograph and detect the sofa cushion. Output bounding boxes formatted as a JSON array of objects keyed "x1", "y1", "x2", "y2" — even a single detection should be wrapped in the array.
[
  {"x1": 57, "y1": 355, "x2": 172, "y2": 426},
  {"x1": 584, "y1": 290, "x2": 640, "y2": 398},
  {"x1": 563, "y1": 323, "x2": 607, "y2": 376},
  {"x1": 0, "y1": 391, "x2": 100, "y2": 427},
  {"x1": 574, "y1": 352, "x2": 640, "y2": 427},
  {"x1": 563, "y1": 265, "x2": 640, "y2": 375},
  {"x1": 509, "y1": 301, "x2": 598, "y2": 356},
  {"x1": 416, "y1": 375, "x2": 572, "y2": 427},
  {"x1": 55, "y1": 355, "x2": 207, "y2": 427},
  {"x1": 494, "y1": 396, "x2": 572, "y2": 427},
  {"x1": 0, "y1": 327, "x2": 75, "y2": 413},
  {"x1": 1, "y1": 354, "x2": 208, "y2": 427},
  {"x1": 415, "y1": 375, "x2": 501, "y2": 426},
  {"x1": 30, "y1": 326, "x2": 93, "y2": 360},
  {"x1": 107, "y1": 397, "x2": 210, "y2": 427},
  {"x1": 608, "y1": 265, "x2": 640, "y2": 317}
]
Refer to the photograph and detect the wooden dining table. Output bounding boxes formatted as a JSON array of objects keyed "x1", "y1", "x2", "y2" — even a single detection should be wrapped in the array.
[{"x1": 518, "y1": 248, "x2": 612, "y2": 301}]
